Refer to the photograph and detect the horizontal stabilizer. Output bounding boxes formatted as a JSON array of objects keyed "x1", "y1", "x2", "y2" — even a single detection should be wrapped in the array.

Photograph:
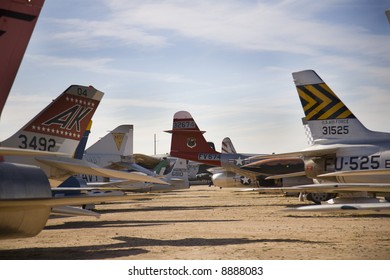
[{"x1": 35, "y1": 156, "x2": 169, "y2": 185}]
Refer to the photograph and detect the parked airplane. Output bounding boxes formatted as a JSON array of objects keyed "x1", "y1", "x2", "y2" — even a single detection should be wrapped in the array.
[
  {"x1": 0, "y1": 0, "x2": 167, "y2": 239},
  {"x1": 1, "y1": 85, "x2": 165, "y2": 186},
  {"x1": 166, "y1": 111, "x2": 303, "y2": 188},
  {"x1": 249, "y1": 70, "x2": 390, "y2": 211},
  {"x1": 78, "y1": 124, "x2": 189, "y2": 192},
  {"x1": 208, "y1": 137, "x2": 256, "y2": 188}
]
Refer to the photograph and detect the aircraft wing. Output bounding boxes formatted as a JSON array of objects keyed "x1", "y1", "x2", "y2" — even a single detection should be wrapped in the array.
[
  {"x1": 251, "y1": 183, "x2": 390, "y2": 193},
  {"x1": 0, "y1": 193, "x2": 150, "y2": 208},
  {"x1": 223, "y1": 165, "x2": 260, "y2": 180},
  {"x1": 108, "y1": 161, "x2": 157, "y2": 177},
  {"x1": 318, "y1": 169, "x2": 390, "y2": 178},
  {"x1": 266, "y1": 171, "x2": 307, "y2": 180},
  {"x1": 53, "y1": 182, "x2": 150, "y2": 192},
  {"x1": 132, "y1": 153, "x2": 162, "y2": 169},
  {"x1": 35, "y1": 156, "x2": 169, "y2": 185},
  {"x1": 0, "y1": 147, "x2": 68, "y2": 157},
  {"x1": 288, "y1": 203, "x2": 390, "y2": 212},
  {"x1": 245, "y1": 147, "x2": 340, "y2": 162}
]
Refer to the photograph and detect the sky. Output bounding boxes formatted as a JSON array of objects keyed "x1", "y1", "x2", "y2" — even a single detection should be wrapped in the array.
[{"x1": 1, "y1": 0, "x2": 390, "y2": 155}]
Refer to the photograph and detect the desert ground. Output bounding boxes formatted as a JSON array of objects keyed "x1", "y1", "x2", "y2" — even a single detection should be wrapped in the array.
[{"x1": 0, "y1": 185, "x2": 389, "y2": 260}]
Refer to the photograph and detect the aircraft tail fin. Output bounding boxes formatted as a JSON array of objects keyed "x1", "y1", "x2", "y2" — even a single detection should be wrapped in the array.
[
  {"x1": 153, "y1": 158, "x2": 170, "y2": 176},
  {"x1": 221, "y1": 137, "x2": 237, "y2": 153},
  {"x1": 83, "y1": 124, "x2": 133, "y2": 167},
  {"x1": 2, "y1": 85, "x2": 104, "y2": 156},
  {"x1": 165, "y1": 111, "x2": 219, "y2": 161},
  {"x1": 159, "y1": 157, "x2": 189, "y2": 189},
  {"x1": 0, "y1": 0, "x2": 45, "y2": 116},
  {"x1": 293, "y1": 70, "x2": 373, "y2": 143}
]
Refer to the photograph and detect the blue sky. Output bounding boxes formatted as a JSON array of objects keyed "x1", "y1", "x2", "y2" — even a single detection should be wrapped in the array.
[{"x1": 2, "y1": 0, "x2": 390, "y2": 155}]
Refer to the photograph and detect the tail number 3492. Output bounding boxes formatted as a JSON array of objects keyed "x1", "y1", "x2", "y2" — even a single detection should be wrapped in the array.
[{"x1": 18, "y1": 135, "x2": 56, "y2": 151}]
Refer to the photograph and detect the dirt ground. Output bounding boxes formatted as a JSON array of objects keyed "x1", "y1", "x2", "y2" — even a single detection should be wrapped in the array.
[{"x1": 0, "y1": 185, "x2": 389, "y2": 260}]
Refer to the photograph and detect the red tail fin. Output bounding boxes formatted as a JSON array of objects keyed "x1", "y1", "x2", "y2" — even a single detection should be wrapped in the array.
[
  {"x1": 0, "y1": 0, "x2": 45, "y2": 116},
  {"x1": 2, "y1": 85, "x2": 104, "y2": 155},
  {"x1": 166, "y1": 111, "x2": 221, "y2": 165}
]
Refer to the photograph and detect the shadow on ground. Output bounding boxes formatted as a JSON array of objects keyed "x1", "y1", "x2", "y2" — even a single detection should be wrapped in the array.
[{"x1": 0, "y1": 236, "x2": 326, "y2": 260}]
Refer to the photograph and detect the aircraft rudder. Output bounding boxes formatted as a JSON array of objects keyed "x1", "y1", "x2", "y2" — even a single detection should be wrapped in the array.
[
  {"x1": 293, "y1": 70, "x2": 356, "y2": 122},
  {"x1": 292, "y1": 70, "x2": 370, "y2": 142},
  {"x1": 85, "y1": 124, "x2": 134, "y2": 156},
  {"x1": 165, "y1": 157, "x2": 189, "y2": 188},
  {"x1": 166, "y1": 110, "x2": 216, "y2": 156},
  {"x1": 222, "y1": 137, "x2": 237, "y2": 154},
  {"x1": 2, "y1": 85, "x2": 104, "y2": 155}
]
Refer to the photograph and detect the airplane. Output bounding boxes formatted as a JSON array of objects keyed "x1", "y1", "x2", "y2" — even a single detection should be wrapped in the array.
[
  {"x1": 166, "y1": 111, "x2": 304, "y2": 188},
  {"x1": 75, "y1": 124, "x2": 189, "y2": 192},
  {"x1": 248, "y1": 70, "x2": 390, "y2": 211},
  {"x1": 0, "y1": 0, "x2": 167, "y2": 239},
  {"x1": 207, "y1": 137, "x2": 257, "y2": 188},
  {"x1": 1, "y1": 85, "x2": 166, "y2": 187}
]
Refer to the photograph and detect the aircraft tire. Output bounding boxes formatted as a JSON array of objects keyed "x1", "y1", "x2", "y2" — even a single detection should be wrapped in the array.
[{"x1": 306, "y1": 193, "x2": 336, "y2": 204}]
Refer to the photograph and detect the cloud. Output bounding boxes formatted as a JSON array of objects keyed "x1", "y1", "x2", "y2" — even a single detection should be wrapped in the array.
[
  {"x1": 25, "y1": 54, "x2": 198, "y2": 84},
  {"x1": 97, "y1": 0, "x2": 390, "y2": 57}
]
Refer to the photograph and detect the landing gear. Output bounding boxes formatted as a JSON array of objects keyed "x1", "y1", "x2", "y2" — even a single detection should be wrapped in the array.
[{"x1": 306, "y1": 193, "x2": 337, "y2": 204}]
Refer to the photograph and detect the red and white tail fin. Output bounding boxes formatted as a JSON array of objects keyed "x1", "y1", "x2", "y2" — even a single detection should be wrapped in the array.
[
  {"x1": 166, "y1": 111, "x2": 221, "y2": 165},
  {"x1": 0, "y1": 0, "x2": 45, "y2": 116},
  {"x1": 2, "y1": 85, "x2": 104, "y2": 157}
]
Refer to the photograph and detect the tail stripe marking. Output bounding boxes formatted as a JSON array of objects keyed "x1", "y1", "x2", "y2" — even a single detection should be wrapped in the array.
[{"x1": 297, "y1": 83, "x2": 355, "y2": 120}]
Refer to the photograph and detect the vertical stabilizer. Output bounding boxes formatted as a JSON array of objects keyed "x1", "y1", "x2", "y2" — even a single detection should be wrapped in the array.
[
  {"x1": 166, "y1": 111, "x2": 221, "y2": 165},
  {"x1": 2, "y1": 85, "x2": 104, "y2": 156},
  {"x1": 0, "y1": 0, "x2": 45, "y2": 116},
  {"x1": 293, "y1": 70, "x2": 374, "y2": 143},
  {"x1": 221, "y1": 137, "x2": 237, "y2": 154},
  {"x1": 83, "y1": 125, "x2": 134, "y2": 167},
  {"x1": 156, "y1": 157, "x2": 189, "y2": 190}
]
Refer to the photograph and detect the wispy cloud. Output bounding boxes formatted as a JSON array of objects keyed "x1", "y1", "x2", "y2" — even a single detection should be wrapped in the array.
[
  {"x1": 25, "y1": 54, "x2": 198, "y2": 84},
  {"x1": 4, "y1": 0, "x2": 389, "y2": 154},
  {"x1": 43, "y1": 0, "x2": 390, "y2": 59}
]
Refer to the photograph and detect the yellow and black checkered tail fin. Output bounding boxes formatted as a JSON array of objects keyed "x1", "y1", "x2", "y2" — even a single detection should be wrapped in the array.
[
  {"x1": 293, "y1": 70, "x2": 355, "y2": 121},
  {"x1": 292, "y1": 70, "x2": 370, "y2": 142}
]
